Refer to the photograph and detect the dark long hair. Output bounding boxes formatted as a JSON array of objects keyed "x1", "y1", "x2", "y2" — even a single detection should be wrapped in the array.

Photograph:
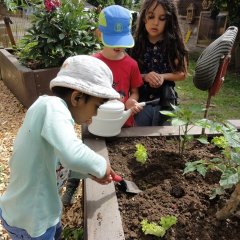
[{"x1": 129, "y1": 0, "x2": 188, "y2": 73}]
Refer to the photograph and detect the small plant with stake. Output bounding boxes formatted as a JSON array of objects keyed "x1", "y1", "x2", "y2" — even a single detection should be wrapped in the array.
[{"x1": 160, "y1": 104, "x2": 206, "y2": 157}]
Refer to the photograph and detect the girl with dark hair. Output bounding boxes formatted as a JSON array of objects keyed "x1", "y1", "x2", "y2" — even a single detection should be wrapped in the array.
[{"x1": 128, "y1": 0, "x2": 189, "y2": 126}]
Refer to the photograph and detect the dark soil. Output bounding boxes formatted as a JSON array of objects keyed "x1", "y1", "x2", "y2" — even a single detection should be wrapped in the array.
[{"x1": 107, "y1": 136, "x2": 240, "y2": 240}]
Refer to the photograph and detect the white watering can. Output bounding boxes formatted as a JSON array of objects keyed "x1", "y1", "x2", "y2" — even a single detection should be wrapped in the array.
[{"x1": 88, "y1": 99, "x2": 160, "y2": 137}]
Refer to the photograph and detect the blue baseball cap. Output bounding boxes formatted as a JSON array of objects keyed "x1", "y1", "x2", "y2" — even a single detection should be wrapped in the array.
[{"x1": 98, "y1": 5, "x2": 134, "y2": 48}]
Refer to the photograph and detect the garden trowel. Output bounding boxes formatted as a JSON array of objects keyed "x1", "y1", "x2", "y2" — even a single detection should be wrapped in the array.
[{"x1": 112, "y1": 174, "x2": 142, "y2": 194}]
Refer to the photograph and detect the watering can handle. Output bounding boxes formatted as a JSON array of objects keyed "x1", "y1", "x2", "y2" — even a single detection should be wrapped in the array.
[{"x1": 138, "y1": 98, "x2": 160, "y2": 107}]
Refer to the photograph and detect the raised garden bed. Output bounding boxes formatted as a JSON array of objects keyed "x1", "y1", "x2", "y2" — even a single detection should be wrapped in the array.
[
  {"x1": 83, "y1": 122, "x2": 240, "y2": 240},
  {"x1": 107, "y1": 136, "x2": 240, "y2": 240},
  {"x1": 0, "y1": 48, "x2": 59, "y2": 108}
]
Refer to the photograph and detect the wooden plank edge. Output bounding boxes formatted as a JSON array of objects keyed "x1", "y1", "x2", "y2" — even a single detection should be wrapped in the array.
[
  {"x1": 82, "y1": 120, "x2": 240, "y2": 138},
  {"x1": 83, "y1": 138, "x2": 125, "y2": 240}
]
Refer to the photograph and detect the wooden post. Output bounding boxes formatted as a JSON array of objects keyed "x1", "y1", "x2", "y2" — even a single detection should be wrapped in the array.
[
  {"x1": 202, "y1": 55, "x2": 231, "y2": 135},
  {"x1": 216, "y1": 183, "x2": 240, "y2": 220},
  {"x1": 3, "y1": 16, "x2": 16, "y2": 46}
]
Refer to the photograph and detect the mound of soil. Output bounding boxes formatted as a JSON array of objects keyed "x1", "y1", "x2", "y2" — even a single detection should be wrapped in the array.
[{"x1": 107, "y1": 136, "x2": 240, "y2": 240}]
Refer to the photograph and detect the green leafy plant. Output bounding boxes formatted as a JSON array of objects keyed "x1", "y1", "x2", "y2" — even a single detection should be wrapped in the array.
[
  {"x1": 2, "y1": 0, "x2": 42, "y2": 11},
  {"x1": 141, "y1": 215, "x2": 177, "y2": 238},
  {"x1": 160, "y1": 104, "x2": 206, "y2": 157},
  {"x1": 183, "y1": 120, "x2": 240, "y2": 219},
  {"x1": 134, "y1": 143, "x2": 147, "y2": 164},
  {"x1": 16, "y1": 0, "x2": 101, "y2": 69},
  {"x1": 62, "y1": 227, "x2": 84, "y2": 240}
]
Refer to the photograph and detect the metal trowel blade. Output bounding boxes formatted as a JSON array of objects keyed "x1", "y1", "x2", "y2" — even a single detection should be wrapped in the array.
[{"x1": 122, "y1": 180, "x2": 142, "y2": 194}]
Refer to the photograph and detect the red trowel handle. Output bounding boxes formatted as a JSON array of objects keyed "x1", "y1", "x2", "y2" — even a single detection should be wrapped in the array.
[{"x1": 112, "y1": 174, "x2": 123, "y2": 182}]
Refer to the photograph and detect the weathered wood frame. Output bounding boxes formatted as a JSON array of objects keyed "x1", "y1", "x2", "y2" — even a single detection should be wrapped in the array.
[{"x1": 0, "y1": 48, "x2": 59, "y2": 108}]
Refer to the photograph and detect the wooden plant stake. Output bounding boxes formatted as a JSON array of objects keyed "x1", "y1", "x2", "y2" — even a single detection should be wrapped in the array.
[
  {"x1": 202, "y1": 54, "x2": 231, "y2": 135},
  {"x1": 216, "y1": 183, "x2": 240, "y2": 220},
  {"x1": 3, "y1": 16, "x2": 16, "y2": 46}
]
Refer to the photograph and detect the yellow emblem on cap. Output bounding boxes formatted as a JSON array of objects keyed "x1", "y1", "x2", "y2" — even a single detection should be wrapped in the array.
[{"x1": 99, "y1": 12, "x2": 107, "y2": 27}]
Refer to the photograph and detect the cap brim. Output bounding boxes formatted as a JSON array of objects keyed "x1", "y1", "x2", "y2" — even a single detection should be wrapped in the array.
[
  {"x1": 101, "y1": 33, "x2": 134, "y2": 48},
  {"x1": 50, "y1": 75, "x2": 120, "y2": 99}
]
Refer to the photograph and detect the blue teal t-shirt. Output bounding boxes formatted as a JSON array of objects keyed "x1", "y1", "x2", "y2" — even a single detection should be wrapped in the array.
[{"x1": 0, "y1": 95, "x2": 107, "y2": 237}]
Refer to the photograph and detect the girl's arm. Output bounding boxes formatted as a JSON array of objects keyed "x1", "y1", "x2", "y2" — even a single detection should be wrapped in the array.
[
  {"x1": 143, "y1": 57, "x2": 188, "y2": 87},
  {"x1": 159, "y1": 71, "x2": 186, "y2": 81}
]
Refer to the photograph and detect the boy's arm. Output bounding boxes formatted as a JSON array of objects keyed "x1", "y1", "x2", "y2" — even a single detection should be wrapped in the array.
[
  {"x1": 125, "y1": 88, "x2": 142, "y2": 114},
  {"x1": 125, "y1": 88, "x2": 139, "y2": 108}
]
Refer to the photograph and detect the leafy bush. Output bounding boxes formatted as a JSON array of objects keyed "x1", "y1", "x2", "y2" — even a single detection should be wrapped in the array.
[
  {"x1": 16, "y1": 0, "x2": 101, "y2": 69},
  {"x1": 62, "y1": 227, "x2": 84, "y2": 240},
  {"x1": 184, "y1": 120, "x2": 240, "y2": 199}
]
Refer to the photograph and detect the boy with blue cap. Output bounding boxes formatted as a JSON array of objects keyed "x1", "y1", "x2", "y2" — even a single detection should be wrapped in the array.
[
  {"x1": 94, "y1": 4, "x2": 143, "y2": 125},
  {"x1": 62, "y1": 5, "x2": 143, "y2": 206},
  {"x1": 0, "y1": 55, "x2": 119, "y2": 239}
]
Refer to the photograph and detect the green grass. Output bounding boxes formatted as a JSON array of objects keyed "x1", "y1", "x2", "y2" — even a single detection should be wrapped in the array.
[{"x1": 176, "y1": 54, "x2": 240, "y2": 121}]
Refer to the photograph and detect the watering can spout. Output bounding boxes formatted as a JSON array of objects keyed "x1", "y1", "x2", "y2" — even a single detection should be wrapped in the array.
[{"x1": 120, "y1": 109, "x2": 132, "y2": 127}]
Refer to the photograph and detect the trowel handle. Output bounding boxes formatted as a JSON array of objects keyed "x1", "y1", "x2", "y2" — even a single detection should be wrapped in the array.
[
  {"x1": 138, "y1": 98, "x2": 160, "y2": 107},
  {"x1": 138, "y1": 102, "x2": 146, "y2": 107},
  {"x1": 112, "y1": 174, "x2": 123, "y2": 182}
]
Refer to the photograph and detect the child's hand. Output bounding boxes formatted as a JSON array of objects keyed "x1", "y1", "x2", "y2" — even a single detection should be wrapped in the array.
[
  {"x1": 125, "y1": 99, "x2": 142, "y2": 114},
  {"x1": 131, "y1": 104, "x2": 143, "y2": 114},
  {"x1": 90, "y1": 163, "x2": 114, "y2": 185},
  {"x1": 144, "y1": 71, "x2": 164, "y2": 88}
]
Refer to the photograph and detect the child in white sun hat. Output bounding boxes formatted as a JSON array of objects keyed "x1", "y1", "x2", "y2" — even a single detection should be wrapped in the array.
[
  {"x1": 62, "y1": 5, "x2": 144, "y2": 207},
  {"x1": 0, "y1": 55, "x2": 119, "y2": 240}
]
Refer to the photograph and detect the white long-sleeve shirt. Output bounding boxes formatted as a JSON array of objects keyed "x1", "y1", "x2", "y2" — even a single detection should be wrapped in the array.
[{"x1": 0, "y1": 95, "x2": 107, "y2": 237}]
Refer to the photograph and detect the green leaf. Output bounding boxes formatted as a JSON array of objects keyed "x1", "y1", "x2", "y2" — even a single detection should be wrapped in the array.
[
  {"x1": 220, "y1": 172, "x2": 239, "y2": 188},
  {"x1": 183, "y1": 162, "x2": 197, "y2": 174},
  {"x1": 141, "y1": 219, "x2": 166, "y2": 237},
  {"x1": 134, "y1": 144, "x2": 148, "y2": 164},
  {"x1": 160, "y1": 110, "x2": 176, "y2": 117},
  {"x1": 183, "y1": 160, "x2": 205, "y2": 175},
  {"x1": 210, "y1": 187, "x2": 226, "y2": 199},
  {"x1": 172, "y1": 118, "x2": 187, "y2": 126},
  {"x1": 196, "y1": 164, "x2": 207, "y2": 177},
  {"x1": 197, "y1": 137, "x2": 209, "y2": 144},
  {"x1": 159, "y1": 215, "x2": 177, "y2": 230}
]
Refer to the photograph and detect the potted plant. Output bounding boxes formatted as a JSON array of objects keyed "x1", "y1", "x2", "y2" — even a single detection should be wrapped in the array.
[{"x1": 0, "y1": 0, "x2": 101, "y2": 107}]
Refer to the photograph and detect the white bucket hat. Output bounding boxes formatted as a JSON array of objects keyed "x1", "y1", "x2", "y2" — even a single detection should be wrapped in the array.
[{"x1": 50, "y1": 55, "x2": 120, "y2": 99}]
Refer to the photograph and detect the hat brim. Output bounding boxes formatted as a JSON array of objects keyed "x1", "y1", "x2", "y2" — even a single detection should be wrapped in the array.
[
  {"x1": 101, "y1": 33, "x2": 134, "y2": 48},
  {"x1": 50, "y1": 75, "x2": 120, "y2": 99}
]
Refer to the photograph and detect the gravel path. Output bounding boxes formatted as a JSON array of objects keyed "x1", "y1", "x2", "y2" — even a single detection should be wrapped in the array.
[{"x1": 0, "y1": 80, "x2": 83, "y2": 239}]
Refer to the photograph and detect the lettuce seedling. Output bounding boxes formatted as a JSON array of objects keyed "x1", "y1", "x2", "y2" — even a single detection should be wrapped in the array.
[
  {"x1": 134, "y1": 143, "x2": 148, "y2": 164},
  {"x1": 141, "y1": 215, "x2": 177, "y2": 238}
]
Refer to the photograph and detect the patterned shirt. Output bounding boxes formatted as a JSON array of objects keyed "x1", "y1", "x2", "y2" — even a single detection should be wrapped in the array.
[
  {"x1": 138, "y1": 39, "x2": 176, "y2": 104},
  {"x1": 141, "y1": 39, "x2": 172, "y2": 75}
]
